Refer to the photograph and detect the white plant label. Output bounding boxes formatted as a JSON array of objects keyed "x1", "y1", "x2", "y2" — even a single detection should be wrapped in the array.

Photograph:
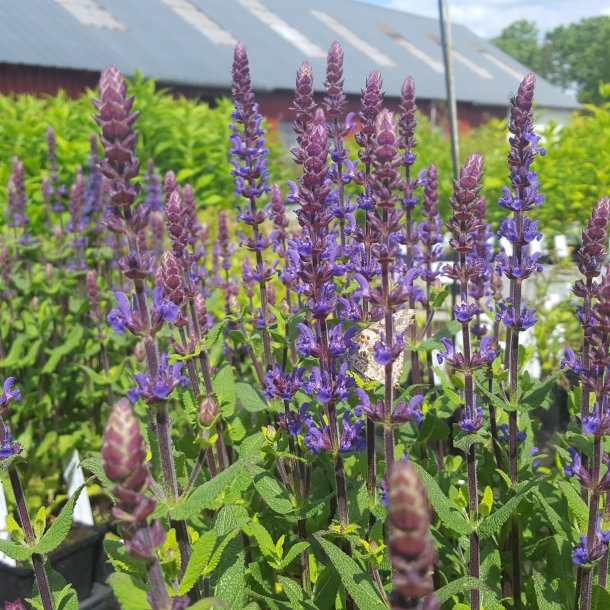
[
  {"x1": 63, "y1": 450, "x2": 94, "y2": 526},
  {"x1": 0, "y1": 480, "x2": 16, "y2": 566}
]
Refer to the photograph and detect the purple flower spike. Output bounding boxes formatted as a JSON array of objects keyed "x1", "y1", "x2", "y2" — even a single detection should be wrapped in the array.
[
  {"x1": 128, "y1": 352, "x2": 188, "y2": 404},
  {"x1": 0, "y1": 426, "x2": 21, "y2": 459},
  {"x1": 0, "y1": 378, "x2": 21, "y2": 415},
  {"x1": 498, "y1": 423, "x2": 526, "y2": 443},
  {"x1": 392, "y1": 395, "x2": 424, "y2": 425},
  {"x1": 107, "y1": 292, "x2": 135, "y2": 335},
  {"x1": 264, "y1": 365, "x2": 305, "y2": 400},
  {"x1": 459, "y1": 407, "x2": 484, "y2": 433},
  {"x1": 572, "y1": 536, "x2": 589, "y2": 566}
]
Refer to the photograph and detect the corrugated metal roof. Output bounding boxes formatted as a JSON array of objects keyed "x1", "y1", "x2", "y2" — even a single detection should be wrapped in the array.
[{"x1": 0, "y1": 0, "x2": 578, "y2": 109}]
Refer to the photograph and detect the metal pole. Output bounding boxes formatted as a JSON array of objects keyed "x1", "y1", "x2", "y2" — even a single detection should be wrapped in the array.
[{"x1": 438, "y1": 0, "x2": 460, "y2": 180}]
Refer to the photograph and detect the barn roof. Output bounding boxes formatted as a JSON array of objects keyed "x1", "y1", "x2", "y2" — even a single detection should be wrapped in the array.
[{"x1": 0, "y1": 0, "x2": 578, "y2": 109}]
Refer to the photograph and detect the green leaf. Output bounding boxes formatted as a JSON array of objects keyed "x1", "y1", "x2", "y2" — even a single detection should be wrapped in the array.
[
  {"x1": 435, "y1": 576, "x2": 488, "y2": 603},
  {"x1": 213, "y1": 366, "x2": 236, "y2": 416},
  {"x1": 80, "y1": 456, "x2": 113, "y2": 491},
  {"x1": 204, "y1": 528, "x2": 241, "y2": 575},
  {"x1": 243, "y1": 521, "x2": 276, "y2": 556},
  {"x1": 479, "y1": 486, "x2": 493, "y2": 518},
  {"x1": 476, "y1": 381, "x2": 514, "y2": 413},
  {"x1": 277, "y1": 575, "x2": 318, "y2": 609},
  {"x1": 557, "y1": 479, "x2": 589, "y2": 531},
  {"x1": 249, "y1": 464, "x2": 294, "y2": 514},
  {"x1": 42, "y1": 326, "x2": 83, "y2": 374},
  {"x1": 313, "y1": 565, "x2": 341, "y2": 610},
  {"x1": 187, "y1": 600, "x2": 229, "y2": 610},
  {"x1": 0, "y1": 538, "x2": 33, "y2": 561},
  {"x1": 314, "y1": 533, "x2": 387, "y2": 610},
  {"x1": 519, "y1": 370, "x2": 563, "y2": 412},
  {"x1": 34, "y1": 485, "x2": 85, "y2": 555},
  {"x1": 591, "y1": 585, "x2": 610, "y2": 610},
  {"x1": 171, "y1": 455, "x2": 258, "y2": 520},
  {"x1": 107, "y1": 572, "x2": 152, "y2": 610},
  {"x1": 533, "y1": 489, "x2": 574, "y2": 542},
  {"x1": 453, "y1": 430, "x2": 490, "y2": 452},
  {"x1": 418, "y1": 414, "x2": 450, "y2": 443},
  {"x1": 28, "y1": 566, "x2": 79, "y2": 610},
  {"x1": 477, "y1": 477, "x2": 542, "y2": 538},
  {"x1": 411, "y1": 463, "x2": 472, "y2": 536},
  {"x1": 280, "y1": 541, "x2": 310, "y2": 569},
  {"x1": 235, "y1": 382, "x2": 268, "y2": 412},
  {"x1": 213, "y1": 506, "x2": 247, "y2": 610},
  {"x1": 533, "y1": 571, "x2": 565, "y2": 610},
  {"x1": 179, "y1": 530, "x2": 218, "y2": 595}
]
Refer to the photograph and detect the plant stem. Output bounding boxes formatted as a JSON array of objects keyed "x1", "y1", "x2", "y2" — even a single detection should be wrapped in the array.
[{"x1": 0, "y1": 422, "x2": 54, "y2": 610}]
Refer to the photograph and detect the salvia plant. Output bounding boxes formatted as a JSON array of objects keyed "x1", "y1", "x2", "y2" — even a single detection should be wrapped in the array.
[{"x1": 0, "y1": 38, "x2": 610, "y2": 610}]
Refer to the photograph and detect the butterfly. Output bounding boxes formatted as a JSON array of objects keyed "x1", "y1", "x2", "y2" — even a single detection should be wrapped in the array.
[{"x1": 346, "y1": 309, "x2": 416, "y2": 387}]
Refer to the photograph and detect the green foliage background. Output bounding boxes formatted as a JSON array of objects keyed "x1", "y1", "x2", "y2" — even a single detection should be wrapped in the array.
[{"x1": 0, "y1": 74, "x2": 609, "y2": 238}]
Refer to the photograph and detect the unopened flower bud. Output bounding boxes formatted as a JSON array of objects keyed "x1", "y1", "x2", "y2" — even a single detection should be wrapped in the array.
[
  {"x1": 31, "y1": 297, "x2": 40, "y2": 310},
  {"x1": 198, "y1": 396, "x2": 218, "y2": 427},
  {"x1": 389, "y1": 461, "x2": 439, "y2": 609},
  {"x1": 101, "y1": 399, "x2": 149, "y2": 493}
]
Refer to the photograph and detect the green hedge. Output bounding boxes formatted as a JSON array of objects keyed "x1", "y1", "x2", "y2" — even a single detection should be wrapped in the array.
[{"x1": 0, "y1": 75, "x2": 608, "y2": 238}]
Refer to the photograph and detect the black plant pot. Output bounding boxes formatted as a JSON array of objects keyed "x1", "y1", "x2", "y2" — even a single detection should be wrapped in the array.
[{"x1": 0, "y1": 525, "x2": 106, "y2": 605}]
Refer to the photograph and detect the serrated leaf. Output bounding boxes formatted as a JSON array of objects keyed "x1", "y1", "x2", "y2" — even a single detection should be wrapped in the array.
[
  {"x1": 477, "y1": 477, "x2": 542, "y2": 538},
  {"x1": 280, "y1": 541, "x2": 310, "y2": 569},
  {"x1": 411, "y1": 463, "x2": 472, "y2": 536},
  {"x1": 179, "y1": 530, "x2": 217, "y2": 595},
  {"x1": 243, "y1": 521, "x2": 276, "y2": 556},
  {"x1": 435, "y1": 576, "x2": 488, "y2": 603},
  {"x1": 557, "y1": 480, "x2": 589, "y2": 531},
  {"x1": 171, "y1": 455, "x2": 258, "y2": 520},
  {"x1": 28, "y1": 566, "x2": 79, "y2": 610},
  {"x1": 277, "y1": 575, "x2": 318, "y2": 609},
  {"x1": 519, "y1": 369, "x2": 563, "y2": 411},
  {"x1": 34, "y1": 485, "x2": 84, "y2": 555},
  {"x1": 533, "y1": 571, "x2": 564, "y2": 610},
  {"x1": 204, "y1": 528, "x2": 240, "y2": 575},
  {"x1": 479, "y1": 486, "x2": 493, "y2": 518},
  {"x1": 33, "y1": 506, "x2": 46, "y2": 540},
  {"x1": 206, "y1": 321, "x2": 225, "y2": 351},
  {"x1": 213, "y1": 366, "x2": 236, "y2": 416},
  {"x1": 81, "y1": 456, "x2": 113, "y2": 491},
  {"x1": 533, "y1": 489, "x2": 574, "y2": 542},
  {"x1": 187, "y1": 599, "x2": 229, "y2": 610},
  {"x1": 249, "y1": 465, "x2": 294, "y2": 514},
  {"x1": 0, "y1": 538, "x2": 33, "y2": 561},
  {"x1": 591, "y1": 585, "x2": 610, "y2": 610},
  {"x1": 418, "y1": 414, "x2": 450, "y2": 442},
  {"x1": 107, "y1": 572, "x2": 151, "y2": 610},
  {"x1": 213, "y1": 506, "x2": 247, "y2": 610},
  {"x1": 314, "y1": 533, "x2": 386, "y2": 610},
  {"x1": 313, "y1": 565, "x2": 341, "y2": 610},
  {"x1": 235, "y1": 382, "x2": 268, "y2": 412},
  {"x1": 476, "y1": 381, "x2": 515, "y2": 413},
  {"x1": 453, "y1": 430, "x2": 490, "y2": 452}
]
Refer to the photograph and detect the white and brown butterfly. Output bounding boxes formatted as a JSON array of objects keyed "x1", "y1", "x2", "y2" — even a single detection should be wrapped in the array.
[{"x1": 346, "y1": 309, "x2": 416, "y2": 387}]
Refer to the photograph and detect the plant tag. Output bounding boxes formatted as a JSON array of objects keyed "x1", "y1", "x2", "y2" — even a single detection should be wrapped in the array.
[
  {"x1": 554, "y1": 234, "x2": 568, "y2": 258},
  {"x1": 63, "y1": 450, "x2": 94, "y2": 526},
  {"x1": 0, "y1": 481, "x2": 16, "y2": 566}
]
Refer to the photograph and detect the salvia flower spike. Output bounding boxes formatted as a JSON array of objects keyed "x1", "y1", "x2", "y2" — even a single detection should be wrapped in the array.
[
  {"x1": 389, "y1": 461, "x2": 440, "y2": 610},
  {"x1": 102, "y1": 399, "x2": 172, "y2": 610}
]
